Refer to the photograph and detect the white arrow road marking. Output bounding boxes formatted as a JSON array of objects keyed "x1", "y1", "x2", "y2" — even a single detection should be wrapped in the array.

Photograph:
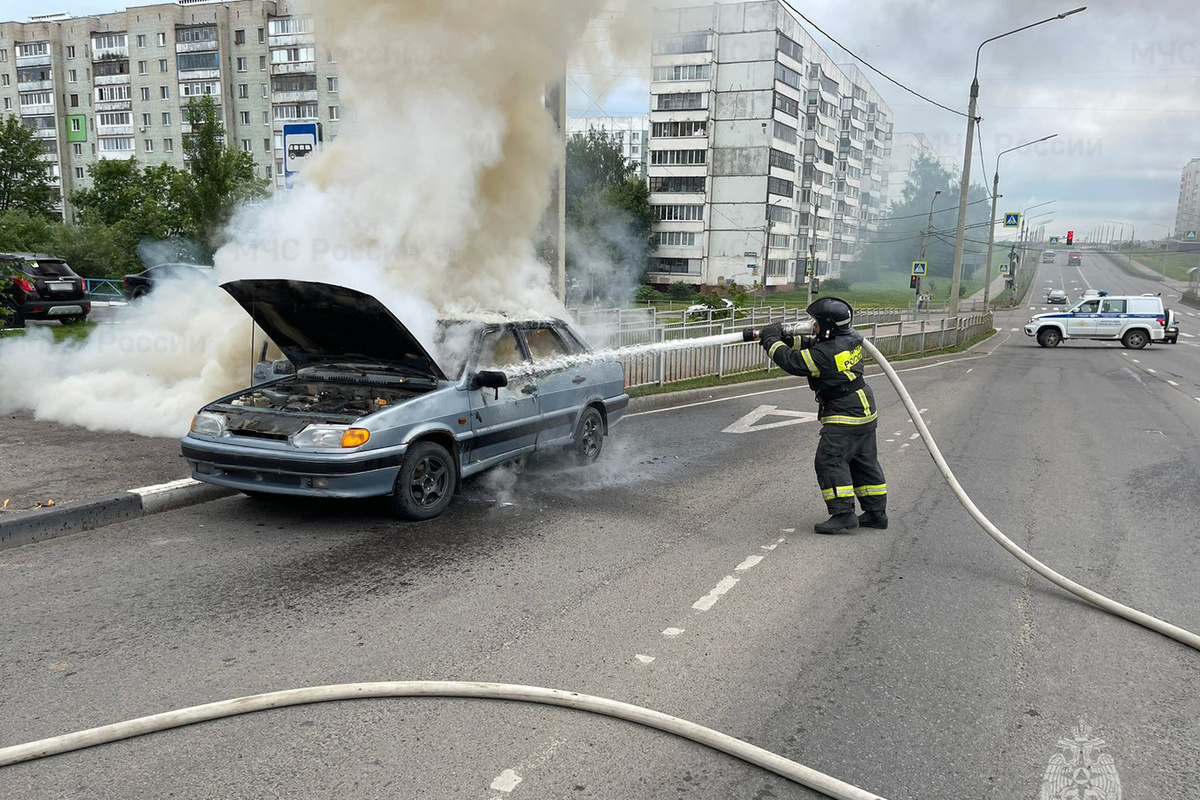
[
  {"x1": 722, "y1": 405, "x2": 819, "y2": 434},
  {"x1": 634, "y1": 654, "x2": 655, "y2": 664},
  {"x1": 490, "y1": 770, "x2": 522, "y2": 793}
]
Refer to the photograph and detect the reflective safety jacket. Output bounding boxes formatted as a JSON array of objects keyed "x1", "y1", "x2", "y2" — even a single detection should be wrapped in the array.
[{"x1": 764, "y1": 328, "x2": 877, "y2": 427}]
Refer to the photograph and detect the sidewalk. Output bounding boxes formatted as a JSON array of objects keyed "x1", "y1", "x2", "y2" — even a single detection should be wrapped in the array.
[
  {"x1": 0, "y1": 411, "x2": 187, "y2": 515},
  {"x1": 1112, "y1": 254, "x2": 1190, "y2": 293},
  {"x1": 966, "y1": 274, "x2": 1009, "y2": 304}
]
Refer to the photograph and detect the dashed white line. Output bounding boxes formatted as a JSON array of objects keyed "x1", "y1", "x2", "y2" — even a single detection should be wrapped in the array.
[
  {"x1": 1132, "y1": 359, "x2": 1140, "y2": 363},
  {"x1": 735, "y1": 555, "x2": 764, "y2": 571},
  {"x1": 693, "y1": 576, "x2": 739, "y2": 612},
  {"x1": 1147, "y1": 368, "x2": 1157, "y2": 374},
  {"x1": 634, "y1": 654, "x2": 656, "y2": 664},
  {"x1": 885, "y1": 439, "x2": 895, "y2": 443},
  {"x1": 1167, "y1": 380, "x2": 1179, "y2": 386},
  {"x1": 899, "y1": 443, "x2": 911, "y2": 450},
  {"x1": 966, "y1": 368, "x2": 974, "y2": 374},
  {"x1": 490, "y1": 769, "x2": 523, "y2": 793},
  {"x1": 909, "y1": 433, "x2": 921, "y2": 440},
  {"x1": 662, "y1": 627, "x2": 684, "y2": 637},
  {"x1": 780, "y1": 529, "x2": 794, "y2": 534}
]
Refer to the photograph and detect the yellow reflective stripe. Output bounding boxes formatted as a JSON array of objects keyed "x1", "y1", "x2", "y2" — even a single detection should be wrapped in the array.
[
  {"x1": 820, "y1": 414, "x2": 878, "y2": 425},
  {"x1": 768, "y1": 341, "x2": 786, "y2": 359},
  {"x1": 834, "y1": 485, "x2": 855, "y2": 498},
  {"x1": 854, "y1": 484, "x2": 888, "y2": 497},
  {"x1": 800, "y1": 349, "x2": 820, "y2": 375},
  {"x1": 857, "y1": 389, "x2": 872, "y2": 416},
  {"x1": 821, "y1": 488, "x2": 836, "y2": 500}
]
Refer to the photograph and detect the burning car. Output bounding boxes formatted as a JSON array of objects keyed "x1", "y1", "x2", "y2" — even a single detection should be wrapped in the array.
[{"x1": 182, "y1": 280, "x2": 628, "y2": 520}]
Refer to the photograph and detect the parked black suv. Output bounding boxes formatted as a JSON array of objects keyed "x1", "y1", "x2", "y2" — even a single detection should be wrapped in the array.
[
  {"x1": 1, "y1": 253, "x2": 91, "y2": 327},
  {"x1": 123, "y1": 263, "x2": 215, "y2": 300}
]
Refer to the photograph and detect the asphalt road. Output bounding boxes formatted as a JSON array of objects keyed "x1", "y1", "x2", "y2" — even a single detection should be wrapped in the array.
[{"x1": 2, "y1": 256, "x2": 1198, "y2": 799}]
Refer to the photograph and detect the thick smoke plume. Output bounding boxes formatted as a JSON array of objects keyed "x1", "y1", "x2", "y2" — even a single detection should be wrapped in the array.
[{"x1": 0, "y1": 0, "x2": 645, "y2": 437}]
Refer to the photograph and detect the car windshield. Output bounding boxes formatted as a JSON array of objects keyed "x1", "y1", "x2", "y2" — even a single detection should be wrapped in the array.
[{"x1": 433, "y1": 320, "x2": 485, "y2": 380}]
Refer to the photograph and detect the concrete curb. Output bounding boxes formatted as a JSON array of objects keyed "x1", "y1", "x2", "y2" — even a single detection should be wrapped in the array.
[{"x1": 0, "y1": 479, "x2": 234, "y2": 551}]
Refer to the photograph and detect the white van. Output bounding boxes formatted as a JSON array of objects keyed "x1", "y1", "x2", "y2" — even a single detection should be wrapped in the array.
[{"x1": 1025, "y1": 294, "x2": 1169, "y2": 349}]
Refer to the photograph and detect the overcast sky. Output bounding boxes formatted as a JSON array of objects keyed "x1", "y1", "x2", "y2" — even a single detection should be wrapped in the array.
[{"x1": 7, "y1": 0, "x2": 1199, "y2": 239}]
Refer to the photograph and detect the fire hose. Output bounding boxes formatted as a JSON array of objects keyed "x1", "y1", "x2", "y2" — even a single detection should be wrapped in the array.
[{"x1": 1, "y1": 334, "x2": 1197, "y2": 800}]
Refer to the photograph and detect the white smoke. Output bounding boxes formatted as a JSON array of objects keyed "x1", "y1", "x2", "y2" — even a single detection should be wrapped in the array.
[{"x1": 0, "y1": 0, "x2": 646, "y2": 437}]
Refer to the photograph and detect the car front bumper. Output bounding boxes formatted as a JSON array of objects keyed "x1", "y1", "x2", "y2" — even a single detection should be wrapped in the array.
[{"x1": 181, "y1": 436, "x2": 407, "y2": 498}]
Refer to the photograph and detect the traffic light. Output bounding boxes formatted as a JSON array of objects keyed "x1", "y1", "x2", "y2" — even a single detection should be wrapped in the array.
[
  {"x1": 1066, "y1": 230, "x2": 1074, "y2": 245},
  {"x1": 910, "y1": 275, "x2": 919, "y2": 289}
]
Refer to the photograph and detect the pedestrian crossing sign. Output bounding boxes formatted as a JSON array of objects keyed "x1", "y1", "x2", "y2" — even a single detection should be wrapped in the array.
[
  {"x1": 1000, "y1": 263, "x2": 1009, "y2": 274},
  {"x1": 911, "y1": 261, "x2": 928, "y2": 276},
  {"x1": 1049, "y1": 236, "x2": 1060, "y2": 244},
  {"x1": 1187, "y1": 230, "x2": 1198, "y2": 241},
  {"x1": 1004, "y1": 213, "x2": 1021, "y2": 228}
]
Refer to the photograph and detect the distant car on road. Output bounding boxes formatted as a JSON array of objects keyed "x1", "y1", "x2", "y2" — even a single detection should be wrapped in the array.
[
  {"x1": 1164, "y1": 308, "x2": 1179, "y2": 344},
  {"x1": 1046, "y1": 289, "x2": 1068, "y2": 304},
  {"x1": 183, "y1": 280, "x2": 629, "y2": 521},
  {"x1": 0, "y1": 252, "x2": 90, "y2": 327},
  {"x1": 1067, "y1": 252, "x2": 1083, "y2": 266},
  {"x1": 685, "y1": 298, "x2": 735, "y2": 317},
  {"x1": 1042, "y1": 250, "x2": 1056, "y2": 263},
  {"x1": 123, "y1": 263, "x2": 216, "y2": 300}
]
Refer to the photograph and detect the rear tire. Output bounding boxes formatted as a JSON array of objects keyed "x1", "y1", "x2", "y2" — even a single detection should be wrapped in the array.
[
  {"x1": 1037, "y1": 328, "x2": 1062, "y2": 348},
  {"x1": 1122, "y1": 329, "x2": 1149, "y2": 350},
  {"x1": 388, "y1": 441, "x2": 456, "y2": 521},
  {"x1": 569, "y1": 406, "x2": 605, "y2": 465}
]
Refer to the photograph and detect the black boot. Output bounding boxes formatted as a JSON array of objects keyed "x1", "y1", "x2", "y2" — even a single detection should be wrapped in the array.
[
  {"x1": 814, "y1": 512, "x2": 859, "y2": 534},
  {"x1": 858, "y1": 510, "x2": 889, "y2": 529}
]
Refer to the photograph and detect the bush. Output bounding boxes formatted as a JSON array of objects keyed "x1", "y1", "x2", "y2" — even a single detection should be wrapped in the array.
[
  {"x1": 820, "y1": 277, "x2": 852, "y2": 292},
  {"x1": 635, "y1": 284, "x2": 661, "y2": 303},
  {"x1": 667, "y1": 281, "x2": 696, "y2": 301}
]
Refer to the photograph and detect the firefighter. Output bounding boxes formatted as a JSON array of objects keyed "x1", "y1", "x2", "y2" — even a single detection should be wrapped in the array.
[{"x1": 758, "y1": 297, "x2": 887, "y2": 534}]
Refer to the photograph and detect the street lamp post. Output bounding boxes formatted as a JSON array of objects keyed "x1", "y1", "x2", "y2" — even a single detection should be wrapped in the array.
[
  {"x1": 983, "y1": 134, "x2": 1057, "y2": 309},
  {"x1": 917, "y1": 190, "x2": 941, "y2": 314},
  {"x1": 948, "y1": 6, "x2": 1087, "y2": 322},
  {"x1": 806, "y1": 185, "x2": 830, "y2": 306}
]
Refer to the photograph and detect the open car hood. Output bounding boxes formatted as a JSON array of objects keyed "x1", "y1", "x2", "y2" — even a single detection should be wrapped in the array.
[{"x1": 222, "y1": 279, "x2": 446, "y2": 380}]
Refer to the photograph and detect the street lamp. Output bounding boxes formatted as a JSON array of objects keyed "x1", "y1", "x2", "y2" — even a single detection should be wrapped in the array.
[
  {"x1": 948, "y1": 6, "x2": 1087, "y2": 321},
  {"x1": 983, "y1": 133, "x2": 1057, "y2": 308},
  {"x1": 916, "y1": 190, "x2": 942, "y2": 313},
  {"x1": 1102, "y1": 219, "x2": 1135, "y2": 267},
  {"x1": 806, "y1": 184, "x2": 832, "y2": 306}
]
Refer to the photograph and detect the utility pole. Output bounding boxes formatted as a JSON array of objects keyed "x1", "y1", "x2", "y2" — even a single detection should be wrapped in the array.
[
  {"x1": 760, "y1": 217, "x2": 774, "y2": 305},
  {"x1": 918, "y1": 190, "x2": 940, "y2": 314}
]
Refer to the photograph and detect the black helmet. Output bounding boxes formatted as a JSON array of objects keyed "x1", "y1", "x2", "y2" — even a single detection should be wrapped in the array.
[{"x1": 806, "y1": 296, "x2": 854, "y2": 339}]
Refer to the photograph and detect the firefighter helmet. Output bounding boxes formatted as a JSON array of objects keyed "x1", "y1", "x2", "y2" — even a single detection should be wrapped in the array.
[{"x1": 805, "y1": 296, "x2": 854, "y2": 339}]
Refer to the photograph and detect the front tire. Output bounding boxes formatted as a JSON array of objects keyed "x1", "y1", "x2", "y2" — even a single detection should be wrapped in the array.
[
  {"x1": 1037, "y1": 328, "x2": 1062, "y2": 348},
  {"x1": 1122, "y1": 329, "x2": 1149, "y2": 350},
  {"x1": 569, "y1": 406, "x2": 605, "y2": 465},
  {"x1": 389, "y1": 441, "x2": 456, "y2": 521}
]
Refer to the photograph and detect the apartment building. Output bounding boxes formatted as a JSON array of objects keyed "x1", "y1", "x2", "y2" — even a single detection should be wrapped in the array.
[
  {"x1": 1175, "y1": 158, "x2": 1200, "y2": 238},
  {"x1": 566, "y1": 115, "x2": 650, "y2": 178},
  {"x1": 0, "y1": 0, "x2": 341, "y2": 220},
  {"x1": 646, "y1": 0, "x2": 893, "y2": 290}
]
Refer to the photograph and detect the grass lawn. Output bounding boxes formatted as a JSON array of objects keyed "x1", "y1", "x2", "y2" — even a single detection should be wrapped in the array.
[
  {"x1": 0, "y1": 321, "x2": 97, "y2": 341},
  {"x1": 1126, "y1": 251, "x2": 1200, "y2": 283}
]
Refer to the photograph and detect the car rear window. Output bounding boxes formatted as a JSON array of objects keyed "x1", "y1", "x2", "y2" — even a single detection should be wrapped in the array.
[{"x1": 29, "y1": 260, "x2": 75, "y2": 277}]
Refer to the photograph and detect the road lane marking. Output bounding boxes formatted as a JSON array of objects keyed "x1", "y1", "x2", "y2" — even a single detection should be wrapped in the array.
[
  {"x1": 693, "y1": 576, "x2": 739, "y2": 611},
  {"x1": 899, "y1": 443, "x2": 911, "y2": 449},
  {"x1": 662, "y1": 627, "x2": 684, "y2": 637},
  {"x1": 722, "y1": 405, "x2": 819, "y2": 434},
  {"x1": 966, "y1": 368, "x2": 974, "y2": 374},
  {"x1": 909, "y1": 433, "x2": 921, "y2": 440},
  {"x1": 634, "y1": 654, "x2": 655, "y2": 664},
  {"x1": 1167, "y1": 380, "x2": 1179, "y2": 386},
  {"x1": 490, "y1": 770, "x2": 522, "y2": 793},
  {"x1": 1146, "y1": 368, "x2": 1157, "y2": 374},
  {"x1": 735, "y1": 555, "x2": 764, "y2": 571},
  {"x1": 886, "y1": 439, "x2": 895, "y2": 443},
  {"x1": 1132, "y1": 359, "x2": 1140, "y2": 363}
]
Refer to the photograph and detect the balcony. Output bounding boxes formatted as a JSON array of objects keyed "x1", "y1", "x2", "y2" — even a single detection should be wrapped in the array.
[
  {"x1": 38, "y1": 150, "x2": 59, "y2": 162},
  {"x1": 17, "y1": 79, "x2": 53, "y2": 91},
  {"x1": 97, "y1": 124, "x2": 134, "y2": 136},
  {"x1": 93, "y1": 45, "x2": 129, "y2": 61},
  {"x1": 273, "y1": 89, "x2": 317, "y2": 103},
  {"x1": 20, "y1": 102, "x2": 55, "y2": 116},
  {"x1": 177, "y1": 68, "x2": 221, "y2": 81},
  {"x1": 270, "y1": 61, "x2": 316, "y2": 76},
  {"x1": 95, "y1": 73, "x2": 131, "y2": 86},
  {"x1": 16, "y1": 54, "x2": 52, "y2": 68},
  {"x1": 94, "y1": 100, "x2": 132, "y2": 112},
  {"x1": 268, "y1": 33, "x2": 315, "y2": 48},
  {"x1": 98, "y1": 149, "x2": 135, "y2": 161},
  {"x1": 33, "y1": 128, "x2": 58, "y2": 139},
  {"x1": 175, "y1": 40, "x2": 218, "y2": 54}
]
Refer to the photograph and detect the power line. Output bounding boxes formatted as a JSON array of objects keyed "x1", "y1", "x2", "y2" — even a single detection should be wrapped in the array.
[{"x1": 776, "y1": 0, "x2": 967, "y2": 119}]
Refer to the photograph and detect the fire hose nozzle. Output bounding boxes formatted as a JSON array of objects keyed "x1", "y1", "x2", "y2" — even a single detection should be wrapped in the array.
[{"x1": 742, "y1": 319, "x2": 816, "y2": 342}]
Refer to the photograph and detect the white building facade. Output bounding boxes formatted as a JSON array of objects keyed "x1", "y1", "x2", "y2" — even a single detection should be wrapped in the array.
[
  {"x1": 1175, "y1": 158, "x2": 1200, "y2": 238},
  {"x1": 646, "y1": 0, "x2": 893, "y2": 290},
  {"x1": 566, "y1": 115, "x2": 650, "y2": 178}
]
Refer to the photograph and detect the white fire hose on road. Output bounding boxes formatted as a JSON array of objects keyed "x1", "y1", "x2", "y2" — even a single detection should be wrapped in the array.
[{"x1": 1, "y1": 339, "x2": 1196, "y2": 800}]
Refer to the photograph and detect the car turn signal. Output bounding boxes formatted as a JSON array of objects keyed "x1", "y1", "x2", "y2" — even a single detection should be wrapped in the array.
[{"x1": 341, "y1": 428, "x2": 370, "y2": 448}]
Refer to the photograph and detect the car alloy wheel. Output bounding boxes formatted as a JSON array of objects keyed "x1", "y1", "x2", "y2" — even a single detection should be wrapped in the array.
[
  {"x1": 390, "y1": 441, "x2": 456, "y2": 521},
  {"x1": 572, "y1": 407, "x2": 604, "y2": 465}
]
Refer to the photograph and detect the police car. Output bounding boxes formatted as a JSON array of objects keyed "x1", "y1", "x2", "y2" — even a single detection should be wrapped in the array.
[{"x1": 1025, "y1": 292, "x2": 1170, "y2": 349}]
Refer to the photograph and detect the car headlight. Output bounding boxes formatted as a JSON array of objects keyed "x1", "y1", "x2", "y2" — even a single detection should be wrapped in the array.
[
  {"x1": 292, "y1": 425, "x2": 372, "y2": 449},
  {"x1": 190, "y1": 412, "x2": 227, "y2": 437}
]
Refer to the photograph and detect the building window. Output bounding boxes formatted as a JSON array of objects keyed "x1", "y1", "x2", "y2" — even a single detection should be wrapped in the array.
[
  {"x1": 773, "y1": 120, "x2": 797, "y2": 145},
  {"x1": 97, "y1": 111, "x2": 132, "y2": 127},
  {"x1": 654, "y1": 92, "x2": 706, "y2": 111},
  {"x1": 263, "y1": 138, "x2": 271, "y2": 153},
  {"x1": 241, "y1": 139, "x2": 251, "y2": 152},
  {"x1": 258, "y1": 28, "x2": 265, "y2": 44},
  {"x1": 2, "y1": 98, "x2": 10, "y2": 111},
  {"x1": 778, "y1": 34, "x2": 803, "y2": 63},
  {"x1": 268, "y1": 17, "x2": 315, "y2": 36},
  {"x1": 0, "y1": 49, "x2": 7, "y2": 62},
  {"x1": 766, "y1": 259, "x2": 790, "y2": 277},
  {"x1": 649, "y1": 176, "x2": 705, "y2": 193},
  {"x1": 769, "y1": 148, "x2": 796, "y2": 172},
  {"x1": 653, "y1": 204, "x2": 703, "y2": 221},
  {"x1": 652, "y1": 31, "x2": 712, "y2": 55},
  {"x1": 259, "y1": 55, "x2": 267, "y2": 70},
  {"x1": 0, "y1": 74, "x2": 8, "y2": 87},
  {"x1": 774, "y1": 92, "x2": 799, "y2": 118},
  {"x1": 159, "y1": 59, "x2": 169, "y2": 72},
  {"x1": 235, "y1": 29, "x2": 246, "y2": 45},
  {"x1": 164, "y1": 138, "x2": 174, "y2": 152},
  {"x1": 650, "y1": 257, "x2": 700, "y2": 275},
  {"x1": 275, "y1": 158, "x2": 284, "y2": 176},
  {"x1": 75, "y1": 166, "x2": 85, "y2": 179},
  {"x1": 162, "y1": 111, "x2": 172, "y2": 125},
  {"x1": 652, "y1": 120, "x2": 706, "y2": 138},
  {"x1": 141, "y1": 113, "x2": 152, "y2": 127},
  {"x1": 768, "y1": 176, "x2": 794, "y2": 197},
  {"x1": 99, "y1": 137, "x2": 135, "y2": 153},
  {"x1": 652, "y1": 64, "x2": 710, "y2": 82},
  {"x1": 261, "y1": 83, "x2": 269, "y2": 98},
  {"x1": 273, "y1": 103, "x2": 318, "y2": 121},
  {"x1": 96, "y1": 84, "x2": 133, "y2": 101},
  {"x1": 94, "y1": 59, "x2": 130, "y2": 77},
  {"x1": 650, "y1": 149, "x2": 705, "y2": 166},
  {"x1": 271, "y1": 47, "x2": 316, "y2": 65},
  {"x1": 237, "y1": 57, "x2": 248, "y2": 72},
  {"x1": 329, "y1": 105, "x2": 339, "y2": 120},
  {"x1": 265, "y1": 165, "x2": 273, "y2": 180},
  {"x1": 327, "y1": 76, "x2": 339, "y2": 92},
  {"x1": 767, "y1": 204, "x2": 792, "y2": 224},
  {"x1": 157, "y1": 32, "x2": 166, "y2": 47},
  {"x1": 161, "y1": 86, "x2": 170, "y2": 99},
  {"x1": 239, "y1": 110, "x2": 251, "y2": 125},
  {"x1": 136, "y1": 34, "x2": 147, "y2": 48},
  {"x1": 177, "y1": 53, "x2": 219, "y2": 72},
  {"x1": 66, "y1": 45, "x2": 77, "y2": 58},
  {"x1": 262, "y1": 110, "x2": 269, "y2": 124},
  {"x1": 70, "y1": 117, "x2": 82, "y2": 132},
  {"x1": 68, "y1": 69, "x2": 78, "y2": 83},
  {"x1": 769, "y1": 233, "x2": 792, "y2": 249},
  {"x1": 92, "y1": 33, "x2": 127, "y2": 50},
  {"x1": 72, "y1": 142, "x2": 83, "y2": 156},
  {"x1": 657, "y1": 231, "x2": 697, "y2": 247},
  {"x1": 775, "y1": 62, "x2": 802, "y2": 90},
  {"x1": 140, "y1": 87, "x2": 151, "y2": 101},
  {"x1": 238, "y1": 83, "x2": 249, "y2": 98},
  {"x1": 138, "y1": 60, "x2": 148, "y2": 75},
  {"x1": 181, "y1": 81, "x2": 218, "y2": 97},
  {"x1": 144, "y1": 139, "x2": 154, "y2": 152},
  {"x1": 273, "y1": 74, "x2": 317, "y2": 93}
]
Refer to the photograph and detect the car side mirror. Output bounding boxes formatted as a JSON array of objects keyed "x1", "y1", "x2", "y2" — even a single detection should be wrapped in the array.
[{"x1": 473, "y1": 370, "x2": 508, "y2": 399}]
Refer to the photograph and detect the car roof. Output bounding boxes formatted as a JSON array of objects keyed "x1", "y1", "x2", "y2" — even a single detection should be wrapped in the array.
[
  {"x1": 0, "y1": 252, "x2": 64, "y2": 261},
  {"x1": 437, "y1": 311, "x2": 562, "y2": 325}
]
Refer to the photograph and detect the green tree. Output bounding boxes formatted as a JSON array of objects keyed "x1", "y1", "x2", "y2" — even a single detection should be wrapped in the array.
[
  {"x1": 0, "y1": 116, "x2": 54, "y2": 216},
  {"x1": 564, "y1": 129, "x2": 655, "y2": 304},
  {"x1": 852, "y1": 155, "x2": 990, "y2": 292},
  {"x1": 183, "y1": 95, "x2": 267, "y2": 245}
]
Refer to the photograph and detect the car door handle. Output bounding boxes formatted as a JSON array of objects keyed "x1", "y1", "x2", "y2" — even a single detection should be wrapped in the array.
[
  {"x1": 521, "y1": 384, "x2": 538, "y2": 395},
  {"x1": 572, "y1": 375, "x2": 586, "y2": 384}
]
